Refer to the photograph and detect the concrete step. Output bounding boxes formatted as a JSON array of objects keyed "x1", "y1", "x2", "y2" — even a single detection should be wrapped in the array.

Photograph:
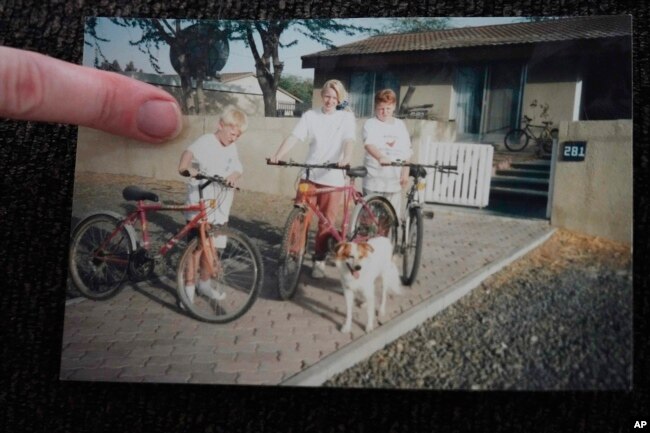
[
  {"x1": 510, "y1": 160, "x2": 551, "y2": 172},
  {"x1": 490, "y1": 186, "x2": 549, "y2": 197},
  {"x1": 491, "y1": 176, "x2": 549, "y2": 191},
  {"x1": 495, "y1": 168, "x2": 550, "y2": 179}
]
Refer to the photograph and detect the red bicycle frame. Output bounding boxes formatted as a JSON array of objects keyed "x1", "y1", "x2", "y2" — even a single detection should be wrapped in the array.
[
  {"x1": 97, "y1": 174, "x2": 230, "y2": 270},
  {"x1": 123, "y1": 200, "x2": 209, "y2": 257},
  {"x1": 293, "y1": 180, "x2": 366, "y2": 245}
]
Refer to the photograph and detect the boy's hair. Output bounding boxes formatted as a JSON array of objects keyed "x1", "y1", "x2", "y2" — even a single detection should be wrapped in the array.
[
  {"x1": 321, "y1": 79, "x2": 348, "y2": 104},
  {"x1": 220, "y1": 106, "x2": 249, "y2": 132},
  {"x1": 375, "y1": 89, "x2": 397, "y2": 105}
]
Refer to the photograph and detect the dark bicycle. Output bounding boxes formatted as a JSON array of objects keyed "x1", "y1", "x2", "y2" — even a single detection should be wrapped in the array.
[
  {"x1": 504, "y1": 115, "x2": 559, "y2": 153},
  {"x1": 381, "y1": 161, "x2": 457, "y2": 285}
]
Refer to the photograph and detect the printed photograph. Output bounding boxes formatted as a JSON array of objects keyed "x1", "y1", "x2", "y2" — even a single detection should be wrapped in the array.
[{"x1": 61, "y1": 16, "x2": 632, "y2": 388}]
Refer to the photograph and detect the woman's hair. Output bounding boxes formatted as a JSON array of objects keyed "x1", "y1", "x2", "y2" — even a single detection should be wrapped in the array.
[
  {"x1": 220, "y1": 106, "x2": 249, "y2": 132},
  {"x1": 375, "y1": 89, "x2": 397, "y2": 105},
  {"x1": 321, "y1": 79, "x2": 348, "y2": 104}
]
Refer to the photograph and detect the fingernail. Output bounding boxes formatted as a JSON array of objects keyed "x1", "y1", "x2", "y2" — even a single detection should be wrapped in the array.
[{"x1": 137, "y1": 100, "x2": 182, "y2": 140}]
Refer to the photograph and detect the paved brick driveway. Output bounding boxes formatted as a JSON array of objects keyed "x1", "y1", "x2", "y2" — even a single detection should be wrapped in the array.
[{"x1": 60, "y1": 173, "x2": 552, "y2": 385}]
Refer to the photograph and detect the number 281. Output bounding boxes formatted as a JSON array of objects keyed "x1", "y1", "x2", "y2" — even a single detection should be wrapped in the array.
[{"x1": 564, "y1": 146, "x2": 585, "y2": 158}]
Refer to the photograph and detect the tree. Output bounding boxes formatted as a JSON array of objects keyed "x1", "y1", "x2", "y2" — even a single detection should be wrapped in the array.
[
  {"x1": 279, "y1": 74, "x2": 313, "y2": 106},
  {"x1": 97, "y1": 59, "x2": 122, "y2": 72},
  {"x1": 86, "y1": 18, "x2": 373, "y2": 116},
  {"x1": 124, "y1": 61, "x2": 137, "y2": 72},
  {"x1": 237, "y1": 19, "x2": 372, "y2": 116},
  {"x1": 379, "y1": 17, "x2": 450, "y2": 33},
  {"x1": 86, "y1": 18, "x2": 231, "y2": 114}
]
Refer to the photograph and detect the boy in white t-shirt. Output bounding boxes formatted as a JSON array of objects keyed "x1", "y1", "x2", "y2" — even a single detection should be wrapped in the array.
[
  {"x1": 269, "y1": 79, "x2": 356, "y2": 278},
  {"x1": 178, "y1": 106, "x2": 248, "y2": 302},
  {"x1": 362, "y1": 89, "x2": 413, "y2": 216}
]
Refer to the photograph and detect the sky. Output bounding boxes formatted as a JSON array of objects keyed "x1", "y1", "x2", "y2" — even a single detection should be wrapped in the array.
[{"x1": 83, "y1": 17, "x2": 526, "y2": 80}]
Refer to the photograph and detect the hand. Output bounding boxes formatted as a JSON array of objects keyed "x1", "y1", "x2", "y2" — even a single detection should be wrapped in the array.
[
  {"x1": 268, "y1": 156, "x2": 280, "y2": 164},
  {"x1": 400, "y1": 175, "x2": 410, "y2": 188},
  {"x1": 337, "y1": 156, "x2": 351, "y2": 168},
  {"x1": 0, "y1": 46, "x2": 183, "y2": 143},
  {"x1": 225, "y1": 173, "x2": 240, "y2": 188},
  {"x1": 379, "y1": 156, "x2": 392, "y2": 166}
]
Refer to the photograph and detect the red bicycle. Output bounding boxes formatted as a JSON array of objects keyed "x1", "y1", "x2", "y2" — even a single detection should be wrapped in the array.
[
  {"x1": 266, "y1": 159, "x2": 398, "y2": 300},
  {"x1": 68, "y1": 171, "x2": 263, "y2": 323}
]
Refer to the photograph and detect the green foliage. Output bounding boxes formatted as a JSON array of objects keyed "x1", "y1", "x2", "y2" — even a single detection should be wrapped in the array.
[
  {"x1": 124, "y1": 61, "x2": 138, "y2": 72},
  {"x1": 278, "y1": 74, "x2": 313, "y2": 104}
]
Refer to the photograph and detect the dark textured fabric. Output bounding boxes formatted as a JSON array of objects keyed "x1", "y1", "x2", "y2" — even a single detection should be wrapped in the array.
[{"x1": 0, "y1": 1, "x2": 648, "y2": 432}]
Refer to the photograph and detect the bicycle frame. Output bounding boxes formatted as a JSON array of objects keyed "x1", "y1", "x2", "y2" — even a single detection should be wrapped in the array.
[
  {"x1": 383, "y1": 161, "x2": 457, "y2": 237},
  {"x1": 93, "y1": 176, "x2": 228, "y2": 279},
  {"x1": 293, "y1": 180, "x2": 368, "y2": 245},
  {"x1": 122, "y1": 200, "x2": 208, "y2": 257},
  {"x1": 523, "y1": 120, "x2": 553, "y2": 141},
  {"x1": 269, "y1": 160, "x2": 385, "y2": 245}
]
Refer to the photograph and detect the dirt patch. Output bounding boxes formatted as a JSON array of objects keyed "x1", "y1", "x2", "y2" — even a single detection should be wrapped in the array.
[{"x1": 484, "y1": 229, "x2": 631, "y2": 290}]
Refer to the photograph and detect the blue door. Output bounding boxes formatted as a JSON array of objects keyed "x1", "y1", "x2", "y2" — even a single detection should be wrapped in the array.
[{"x1": 453, "y1": 65, "x2": 486, "y2": 142}]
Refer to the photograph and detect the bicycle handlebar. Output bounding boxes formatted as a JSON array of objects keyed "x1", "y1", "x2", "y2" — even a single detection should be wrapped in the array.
[
  {"x1": 522, "y1": 115, "x2": 553, "y2": 126},
  {"x1": 266, "y1": 158, "x2": 349, "y2": 170},
  {"x1": 380, "y1": 161, "x2": 458, "y2": 172},
  {"x1": 180, "y1": 170, "x2": 239, "y2": 190}
]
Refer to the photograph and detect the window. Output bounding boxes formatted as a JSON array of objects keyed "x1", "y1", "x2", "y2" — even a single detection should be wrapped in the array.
[
  {"x1": 349, "y1": 71, "x2": 400, "y2": 117},
  {"x1": 451, "y1": 62, "x2": 525, "y2": 142}
]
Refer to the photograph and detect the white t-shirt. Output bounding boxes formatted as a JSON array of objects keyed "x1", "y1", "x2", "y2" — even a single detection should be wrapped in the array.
[
  {"x1": 184, "y1": 133, "x2": 243, "y2": 225},
  {"x1": 291, "y1": 108, "x2": 356, "y2": 187},
  {"x1": 362, "y1": 117, "x2": 413, "y2": 192}
]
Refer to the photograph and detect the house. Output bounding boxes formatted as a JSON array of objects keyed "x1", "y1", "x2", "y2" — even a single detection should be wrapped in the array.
[
  {"x1": 121, "y1": 71, "x2": 303, "y2": 117},
  {"x1": 302, "y1": 16, "x2": 632, "y2": 143},
  {"x1": 219, "y1": 72, "x2": 305, "y2": 117}
]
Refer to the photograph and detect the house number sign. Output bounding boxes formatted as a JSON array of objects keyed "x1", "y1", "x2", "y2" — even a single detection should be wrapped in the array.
[{"x1": 561, "y1": 141, "x2": 587, "y2": 162}]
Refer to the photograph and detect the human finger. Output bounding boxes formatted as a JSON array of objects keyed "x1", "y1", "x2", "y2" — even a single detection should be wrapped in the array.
[{"x1": 0, "y1": 46, "x2": 183, "y2": 143}]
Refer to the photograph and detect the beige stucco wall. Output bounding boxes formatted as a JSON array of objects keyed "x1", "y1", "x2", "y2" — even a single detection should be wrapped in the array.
[
  {"x1": 550, "y1": 119, "x2": 632, "y2": 244},
  {"x1": 75, "y1": 116, "x2": 452, "y2": 197},
  {"x1": 524, "y1": 60, "x2": 580, "y2": 124}
]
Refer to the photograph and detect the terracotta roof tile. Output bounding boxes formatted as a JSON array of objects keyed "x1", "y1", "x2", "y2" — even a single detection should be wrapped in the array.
[{"x1": 303, "y1": 16, "x2": 631, "y2": 59}]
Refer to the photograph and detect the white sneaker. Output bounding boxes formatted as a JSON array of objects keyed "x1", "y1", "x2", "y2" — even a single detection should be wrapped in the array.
[
  {"x1": 197, "y1": 279, "x2": 226, "y2": 301},
  {"x1": 185, "y1": 284, "x2": 196, "y2": 304},
  {"x1": 179, "y1": 285, "x2": 195, "y2": 311},
  {"x1": 212, "y1": 235, "x2": 227, "y2": 249},
  {"x1": 311, "y1": 260, "x2": 326, "y2": 279}
]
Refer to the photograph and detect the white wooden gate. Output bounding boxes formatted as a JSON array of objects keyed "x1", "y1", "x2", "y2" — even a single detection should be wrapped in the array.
[{"x1": 420, "y1": 138, "x2": 494, "y2": 208}]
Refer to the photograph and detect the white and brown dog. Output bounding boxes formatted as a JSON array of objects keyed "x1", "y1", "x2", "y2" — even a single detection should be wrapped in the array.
[{"x1": 335, "y1": 236, "x2": 402, "y2": 333}]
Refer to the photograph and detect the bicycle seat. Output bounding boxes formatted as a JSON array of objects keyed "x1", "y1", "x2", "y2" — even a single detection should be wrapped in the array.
[
  {"x1": 122, "y1": 186, "x2": 159, "y2": 202},
  {"x1": 346, "y1": 166, "x2": 368, "y2": 178},
  {"x1": 409, "y1": 166, "x2": 427, "y2": 178},
  {"x1": 542, "y1": 121, "x2": 553, "y2": 125}
]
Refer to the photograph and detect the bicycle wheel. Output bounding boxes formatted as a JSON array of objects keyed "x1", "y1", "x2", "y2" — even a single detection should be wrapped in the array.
[
  {"x1": 504, "y1": 129, "x2": 529, "y2": 152},
  {"x1": 277, "y1": 207, "x2": 309, "y2": 300},
  {"x1": 351, "y1": 196, "x2": 398, "y2": 245},
  {"x1": 542, "y1": 128, "x2": 559, "y2": 154},
  {"x1": 69, "y1": 213, "x2": 134, "y2": 300},
  {"x1": 176, "y1": 226, "x2": 263, "y2": 323},
  {"x1": 401, "y1": 207, "x2": 423, "y2": 286}
]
